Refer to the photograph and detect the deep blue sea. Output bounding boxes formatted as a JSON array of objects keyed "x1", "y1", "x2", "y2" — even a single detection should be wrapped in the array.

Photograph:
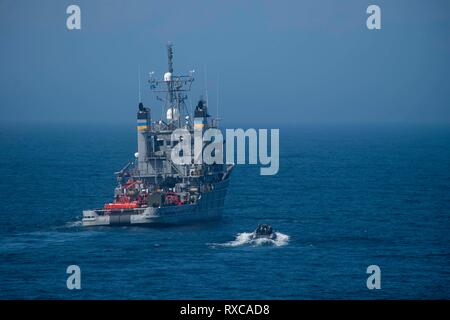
[{"x1": 0, "y1": 124, "x2": 449, "y2": 299}]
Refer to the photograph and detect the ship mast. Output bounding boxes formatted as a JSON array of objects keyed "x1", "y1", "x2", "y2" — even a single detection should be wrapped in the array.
[
  {"x1": 149, "y1": 42, "x2": 194, "y2": 129},
  {"x1": 167, "y1": 42, "x2": 173, "y2": 74},
  {"x1": 166, "y1": 43, "x2": 175, "y2": 123}
]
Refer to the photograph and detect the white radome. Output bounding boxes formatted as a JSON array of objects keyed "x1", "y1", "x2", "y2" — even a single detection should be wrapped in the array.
[
  {"x1": 164, "y1": 72, "x2": 172, "y2": 82},
  {"x1": 134, "y1": 152, "x2": 139, "y2": 158},
  {"x1": 166, "y1": 107, "x2": 179, "y2": 121}
]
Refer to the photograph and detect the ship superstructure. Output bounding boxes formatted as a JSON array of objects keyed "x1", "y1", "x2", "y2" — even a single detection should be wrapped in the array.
[{"x1": 82, "y1": 44, "x2": 233, "y2": 226}]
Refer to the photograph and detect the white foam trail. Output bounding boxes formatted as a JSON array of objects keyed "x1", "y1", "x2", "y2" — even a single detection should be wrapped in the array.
[
  {"x1": 225, "y1": 232, "x2": 253, "y2": 247},
  {"x1": 216, "y1": 231, "x2": 289, "y2": 247},
  {"x1": 65, "y1": 220, "x2": 82, "y2": 228}
]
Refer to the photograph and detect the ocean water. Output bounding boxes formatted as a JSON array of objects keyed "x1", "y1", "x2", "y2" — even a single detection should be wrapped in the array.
[{"x1": 0, "y1": 124, "x2": 449, "y2": 299}]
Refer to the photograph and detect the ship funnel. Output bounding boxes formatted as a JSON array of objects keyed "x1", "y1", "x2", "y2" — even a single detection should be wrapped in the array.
[{"x1": 193, "y1": 98, "x2": 210, "y2": 130}]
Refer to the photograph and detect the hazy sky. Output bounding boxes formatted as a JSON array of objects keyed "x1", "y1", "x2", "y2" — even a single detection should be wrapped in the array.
[{"x1": 1, "y1": 0, "x2": 449, "y2": 126}]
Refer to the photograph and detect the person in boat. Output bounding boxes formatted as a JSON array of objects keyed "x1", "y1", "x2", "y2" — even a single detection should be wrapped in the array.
[{"x1": 253, "y1": 224, "x2": 276, "y2": 240}]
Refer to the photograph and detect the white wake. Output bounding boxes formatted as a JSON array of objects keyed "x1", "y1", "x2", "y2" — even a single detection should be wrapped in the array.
[
  {"x1": 216, "y1": 231, "x2": 289, "y2": 247},
  {"x1": 64, "y1": 220, "x2": 82, "y2": 228}
]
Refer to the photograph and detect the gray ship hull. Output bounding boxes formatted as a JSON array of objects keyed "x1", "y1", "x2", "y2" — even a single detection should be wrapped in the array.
[{"x1": 82, "y1": 179, "x2": 230, "y2": 227}]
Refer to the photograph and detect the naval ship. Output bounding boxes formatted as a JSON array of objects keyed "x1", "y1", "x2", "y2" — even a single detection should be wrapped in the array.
[{"x1": 82, "y1": 44, "x2": 233, "y2": 226}]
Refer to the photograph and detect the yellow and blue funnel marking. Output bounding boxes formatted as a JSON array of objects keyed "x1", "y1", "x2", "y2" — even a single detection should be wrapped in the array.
[
  {"x1": 137, "y1": 119, "x2": 149, "y2": 131},
  {"x1": 194, "y1": 118, "x2": 206, "y2": 129}
]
